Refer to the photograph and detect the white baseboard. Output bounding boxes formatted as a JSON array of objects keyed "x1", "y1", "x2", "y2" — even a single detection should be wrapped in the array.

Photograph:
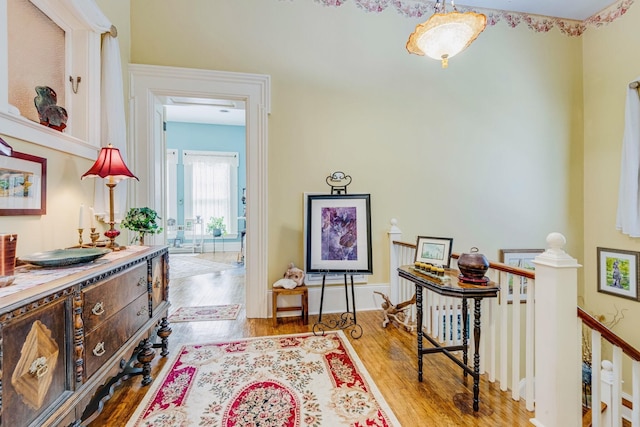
[{"x1": 271, "y1": 282, "x2": 390, "y2": 318}]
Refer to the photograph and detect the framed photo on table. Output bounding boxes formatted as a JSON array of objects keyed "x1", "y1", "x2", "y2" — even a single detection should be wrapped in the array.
[
  {"x1": 414, "y1": 236, "x2": 454, "y2": 268},
  {"x1": 597, "y1": 247, "x2": 640, "y2": 301},
  {"x1": 305, "y1": 194, "x2": 372, "y2": 274},
  {"x1": 0, "y1": 151, "x2": 47, "y2": 216},
  {"x1": 499, "y1": 249, "x2": 543, "y2": 303}
]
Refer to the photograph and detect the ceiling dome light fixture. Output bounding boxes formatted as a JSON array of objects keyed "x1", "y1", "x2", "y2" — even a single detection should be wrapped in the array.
[{"x1": 406, "y1": 0, "x2": 486, "y2": 68}]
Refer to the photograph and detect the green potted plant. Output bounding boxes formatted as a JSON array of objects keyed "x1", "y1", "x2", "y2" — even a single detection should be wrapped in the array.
[
  {"x1": 206, "y1": 216, "x2": 227, "y2": 237},
  {"x1": 121, "y1": 207, "x2": 163, "y2": 245}
]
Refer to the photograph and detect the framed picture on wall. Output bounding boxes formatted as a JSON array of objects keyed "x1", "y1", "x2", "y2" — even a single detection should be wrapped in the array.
[
  {"x1": 499, "y1": 249, "x2": 543, "y2": 303},
  {"x1": 305, "y1": 194, "x2": 372, "y2": 274},
  {"x1": 597, "y1": 247, "x2": 640, "y2": 301},
  {"x1": 0, "y1": 151, "x2": 47, "y2": 216}
]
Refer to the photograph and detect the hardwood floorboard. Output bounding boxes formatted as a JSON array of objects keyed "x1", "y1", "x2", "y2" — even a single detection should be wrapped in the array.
[{"x1": 88, "y1": 252, "x2": 533, "y2": 426}]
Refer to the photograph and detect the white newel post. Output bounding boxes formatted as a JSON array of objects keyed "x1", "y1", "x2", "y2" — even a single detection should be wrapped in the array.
[
  {"x1": 388, "y1": 218, "x2": 402, "y2": 304},
  {"x1": 530, "y1": 232, "x2": 582, "y2": 427}
]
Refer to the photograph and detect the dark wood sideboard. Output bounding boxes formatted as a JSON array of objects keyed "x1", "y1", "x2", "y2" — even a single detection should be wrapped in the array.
[{"x1": 0, "y1": 246, "x2": 171, "y2": 427}]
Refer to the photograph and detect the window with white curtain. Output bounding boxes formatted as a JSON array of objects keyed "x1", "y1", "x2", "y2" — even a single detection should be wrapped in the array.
[
  {"x1": 166, "y1": 149, "x2": 178, "y2": 239},
  {"x1": 183, "y1": 150, "x2": 239, "y2": 236}
]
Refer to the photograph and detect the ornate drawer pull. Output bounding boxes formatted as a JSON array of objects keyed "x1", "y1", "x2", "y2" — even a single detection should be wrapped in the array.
[
  {"x1": 93, "y1": 342, "x2": 106, "y2": 357},
  {"x1": 91, "y1": 301, "x2": 105, "y2": 316},
  {"x1": 137, "y1": 306, "x2": 148, "y2": 316},
  {"x1": 29, "y1": 357, "x2": 49, "y2": 378},
  {"x1": 154, "y1": 279, "x2": 161, "y2": 288},
  {"x1": 138, "y1": 277, "x2": 146, "y2": 287}
]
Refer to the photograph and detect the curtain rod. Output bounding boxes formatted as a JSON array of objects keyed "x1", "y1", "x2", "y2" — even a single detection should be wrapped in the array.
[
  {"x1": 630, "y1": 81, "x2": 639, "y2": 89},
  {"x1": 104, "y1": 25, "x2": 117, "y2": 38},
  {"x1": 183, "y1": 151, "x2": 237, "y2": 158}
]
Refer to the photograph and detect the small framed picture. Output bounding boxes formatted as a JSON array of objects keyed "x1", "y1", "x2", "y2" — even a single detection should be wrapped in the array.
[
  {"x1": 414, "y1": 236, "x2": 453, "y2": 268},
  {"x1": 185, "y1": 219, "x2": 194, "y2": 231},
  {"x1": 500, "y1": 249, "x2": 543, "y2": 303},
  {"x1": 597, "y1": 247, "x2": 640, "y2": 301},
  {"x1": 0, "y1": 151, "x2": 47, "y2": 215}
]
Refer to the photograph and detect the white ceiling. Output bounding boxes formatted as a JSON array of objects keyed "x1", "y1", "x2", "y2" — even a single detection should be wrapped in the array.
[
  {"x1": 164, "y1": 97, "x2": 246, "y2": 127},
  {"x1": 163, "y1": 0, "x2": 619, "y2": 126},
  {"x1": 459, "y1": 0, "x2": 616, "y2": 21}
]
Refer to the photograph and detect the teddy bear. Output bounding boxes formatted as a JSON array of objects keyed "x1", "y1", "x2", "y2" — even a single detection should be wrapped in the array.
[{"x1": 272, "y1": 262, "x2": 305, "y2": 289}]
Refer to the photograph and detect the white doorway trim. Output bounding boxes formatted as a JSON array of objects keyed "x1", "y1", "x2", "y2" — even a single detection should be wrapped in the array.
[{"x1": 129, "y1": 64, "x2": 270, "y2": 318}]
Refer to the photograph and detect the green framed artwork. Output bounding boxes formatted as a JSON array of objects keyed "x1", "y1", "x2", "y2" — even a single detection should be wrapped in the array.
[{"x1": 597, "y1": 247, "x2": 639, "y2": 301}]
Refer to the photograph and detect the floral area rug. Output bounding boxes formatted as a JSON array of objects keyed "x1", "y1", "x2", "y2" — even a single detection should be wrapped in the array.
[
  {"x1": 169, "y1": 254, "x2": 235, "y2": 280},
  {"x1": 125, "y1": 331, "x2": 400, "y2": 426},
  {"x1": 168, "y1": 305, "x2": 241, "y2": 322}
]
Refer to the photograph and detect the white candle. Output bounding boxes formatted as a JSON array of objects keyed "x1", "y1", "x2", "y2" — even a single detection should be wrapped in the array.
[
  {"x1": 79, "y1": 204, "x2": 85, "y2": 229},
  {"x1": 89, "y1": 207, "x2": 95, "y2": 228}
]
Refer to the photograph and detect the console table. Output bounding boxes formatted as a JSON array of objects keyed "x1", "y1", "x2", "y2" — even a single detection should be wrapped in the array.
[
  {"x1": 0, "y1": 245, "x2": 171, "y2": 427},
  {"x1": 397, "y1": 265, "x2": 499, "y2": 411}
]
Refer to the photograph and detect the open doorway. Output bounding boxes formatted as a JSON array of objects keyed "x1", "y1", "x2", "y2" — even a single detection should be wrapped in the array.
[
  {"x1": 163, "y1": 97, "x2": 246, "y2": 260},
  {"x1": 129, "y1": 64, "x2": 270, "y2": 318}
]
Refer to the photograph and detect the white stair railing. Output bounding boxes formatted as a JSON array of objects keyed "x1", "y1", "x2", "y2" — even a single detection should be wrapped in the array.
[
  {"x1": 580, "y1": 308, "x2": 640, "y2": 426},
  {"x1": 388, "y1": 220, "x2": 586, "y2": 422},
  {"x1": 389, "y1": 219, "x2": 640, "y2": 425}
]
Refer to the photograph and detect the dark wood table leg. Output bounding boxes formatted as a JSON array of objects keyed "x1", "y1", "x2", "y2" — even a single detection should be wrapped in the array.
[
  {"x1": 138, "y1": 338, "x2": 155, "y2": 386},
  {"x1": 416, "y1": 284, "x2": 423, "y2": 382},
  {"x1": 473, "y1": 297, "x2": 482, "y2": 411},
  {"x1": 157, "y1": 317, "x2": 172, "y2": 357},
  {"x1": 462, "y1": 297, "x2": 469, "y2": 379}
]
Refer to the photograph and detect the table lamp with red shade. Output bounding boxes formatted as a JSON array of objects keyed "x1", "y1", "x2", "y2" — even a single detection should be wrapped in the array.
[{"x1": 81, "y1": 144, "x2": 138, "y2": 249}]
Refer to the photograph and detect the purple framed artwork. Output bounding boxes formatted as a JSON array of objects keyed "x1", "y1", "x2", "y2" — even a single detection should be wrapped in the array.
[{"x1": 305, "y1": 194, "x2": 372, "y2": 274}]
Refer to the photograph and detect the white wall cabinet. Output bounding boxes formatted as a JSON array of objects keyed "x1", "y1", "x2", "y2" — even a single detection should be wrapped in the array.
[{"x1": 0, "y1": 0, "x2": 106, "y2": 159}]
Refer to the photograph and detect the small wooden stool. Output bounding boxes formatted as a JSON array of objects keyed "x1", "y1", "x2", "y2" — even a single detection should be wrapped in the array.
[{"x1": 272, "y1": 285, "x2": 309, "y2": 326}]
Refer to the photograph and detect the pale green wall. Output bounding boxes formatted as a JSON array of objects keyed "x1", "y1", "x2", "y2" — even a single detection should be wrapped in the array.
[
  {"x1": 583, "y1": 5, "x2": 640, "y2": 348},
  {"x1": 129, "y1": 0, "x2": 584, "y2": 286}
]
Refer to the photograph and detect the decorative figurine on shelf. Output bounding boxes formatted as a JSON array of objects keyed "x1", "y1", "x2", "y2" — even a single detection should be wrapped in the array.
[
  {"x1": 34, "y1": 86, "x2": 68, "y2": 131},
  {"x1": 121, "y1": 207, "x2": 163, "y2": 245},
  {"x1": 374, "y1": 291, "x2": 416, "y2": 331},
  {"x1": 273, "y1": 263, "x2": 305, "y2": 289}
]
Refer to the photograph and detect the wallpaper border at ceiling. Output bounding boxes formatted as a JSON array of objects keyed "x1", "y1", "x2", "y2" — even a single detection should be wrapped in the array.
[{"x1": 304, "y1": 0, "x2": 634, "y2": 36}]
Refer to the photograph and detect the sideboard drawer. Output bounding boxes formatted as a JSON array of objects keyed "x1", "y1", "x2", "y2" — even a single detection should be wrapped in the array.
[
  {"x1": 83, "y1": 263, "x2": 147, "y2": 334},
  {"x1": 84, "y1": 293, "x2": 150, "y2": 378},
  {"x1": 2, "y1": 298, "x2": 71, "y2": 427}
]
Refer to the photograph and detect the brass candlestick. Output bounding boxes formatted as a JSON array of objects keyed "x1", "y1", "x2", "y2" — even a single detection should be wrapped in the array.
[
  {"x1": 90, "y1": 228, "x2": 100, "y2": 247},
  {"x1": 78, "y1": 228, "x2": 83, "y2": 246}
]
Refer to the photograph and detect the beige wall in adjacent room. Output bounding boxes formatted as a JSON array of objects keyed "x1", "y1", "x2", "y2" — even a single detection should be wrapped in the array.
[
  {"x1": 129, "y1": 0, "x2": 584, "y2": 287},
  {"x1": 582, "y1": 5, "x2": 640, "y2": 350}
]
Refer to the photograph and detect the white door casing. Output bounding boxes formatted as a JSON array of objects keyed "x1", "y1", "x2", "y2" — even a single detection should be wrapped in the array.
[{"x1": 129, "y1": 64, "x2": 270, "y2": 318}]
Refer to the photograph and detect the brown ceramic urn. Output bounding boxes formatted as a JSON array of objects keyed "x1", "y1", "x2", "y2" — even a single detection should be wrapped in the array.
[{"x1": 458, "y1": 247, "x2": 489, "y2": 284}]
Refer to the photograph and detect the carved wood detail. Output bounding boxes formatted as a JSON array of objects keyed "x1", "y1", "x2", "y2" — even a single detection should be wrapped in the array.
[
  {"x1": 73, "y1": 291, "x2": 84, "y2": 384},
  {"x1": 0, "y1": 288, "x2": 73, "y2": 323},
  {"x1": 11, "y1": 320, "x2": 59, "y2": 409}
]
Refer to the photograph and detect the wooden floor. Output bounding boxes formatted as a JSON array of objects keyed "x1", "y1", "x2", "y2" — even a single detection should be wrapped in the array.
[{"x1": 89, "y1": 252, "x2": 533, "y2": 426}]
